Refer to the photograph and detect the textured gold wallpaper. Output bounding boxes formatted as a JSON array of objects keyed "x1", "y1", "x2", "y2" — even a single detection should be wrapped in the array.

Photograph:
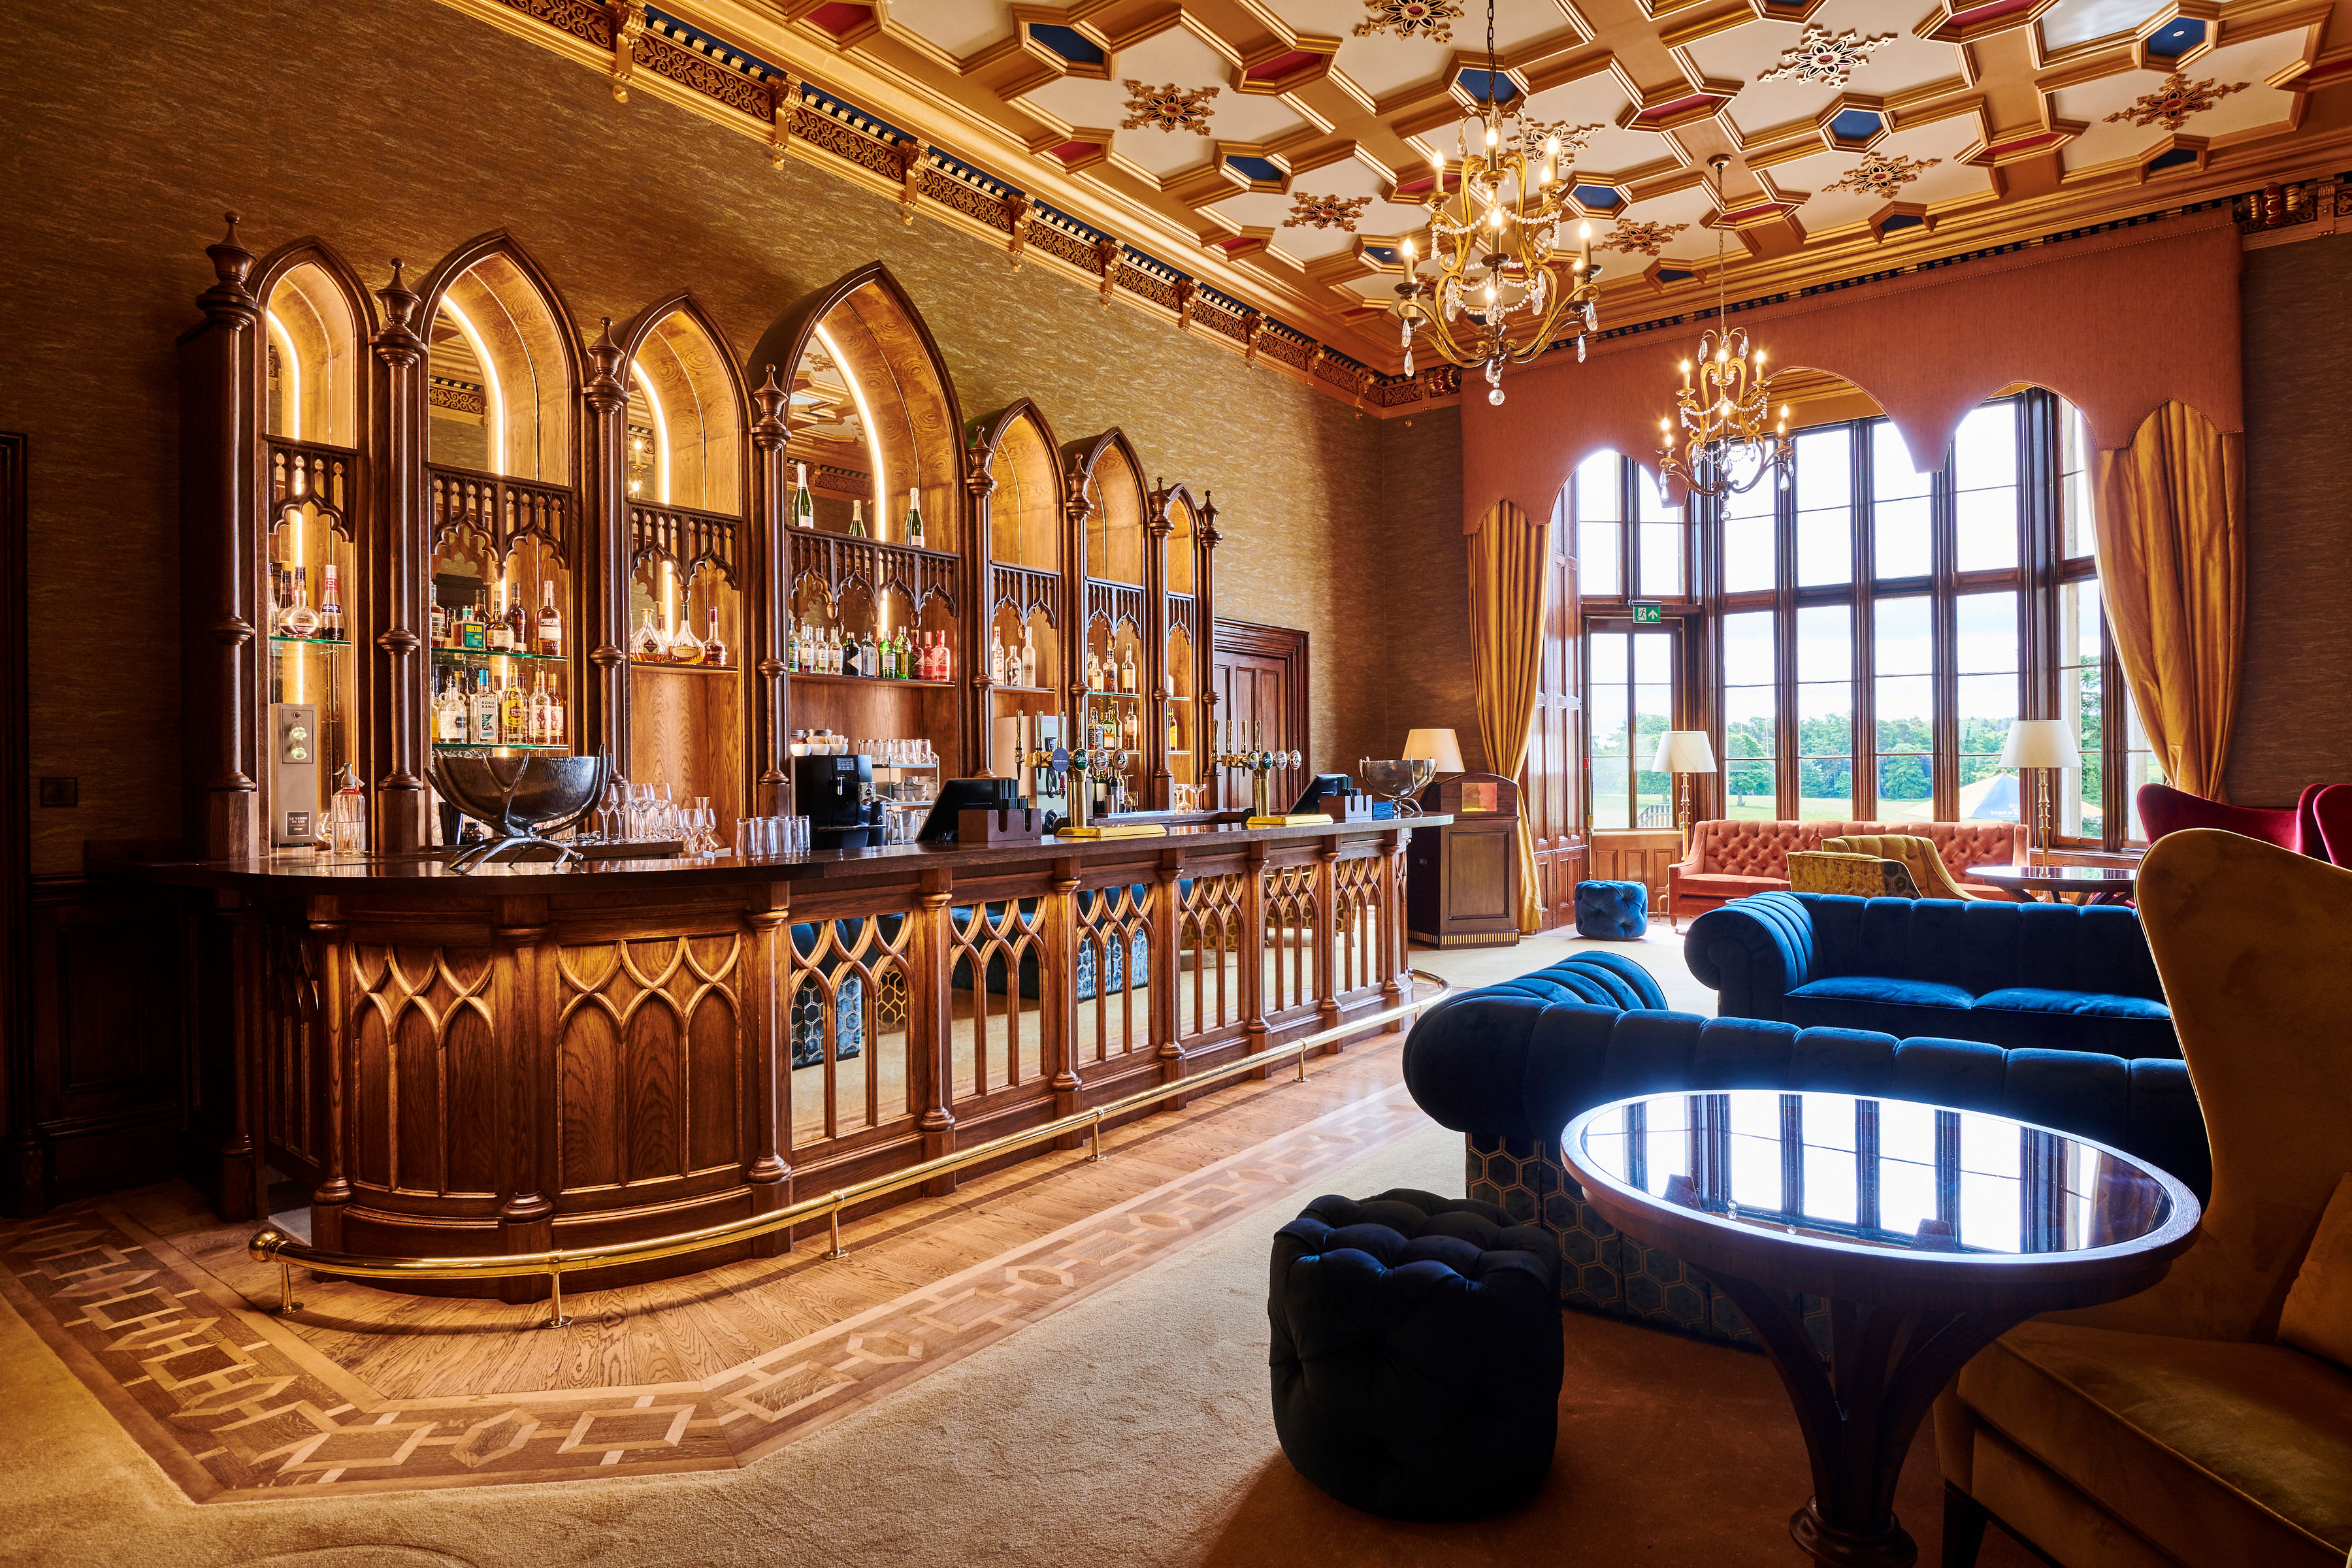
[{"x1": 5, "y1": 0, "x2": 1469, "y2": 873}]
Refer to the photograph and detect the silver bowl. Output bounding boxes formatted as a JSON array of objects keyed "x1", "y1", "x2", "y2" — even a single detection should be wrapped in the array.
[
  {"x1": 427, "y1": 753, "x2": 611, "y2": 872},
  {"x1": 1357, "y1": 758, "x2": 1437, "y2": 815}
]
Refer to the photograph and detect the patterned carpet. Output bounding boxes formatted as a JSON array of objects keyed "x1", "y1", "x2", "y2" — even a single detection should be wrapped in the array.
[{"x1": 0, "y1": 1081, "x2": 1429, "y2": 1501}]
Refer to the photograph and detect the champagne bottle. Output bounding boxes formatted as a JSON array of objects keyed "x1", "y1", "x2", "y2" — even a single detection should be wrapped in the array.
[
  {"x1": 849, "y1": 499, "x2": 867, "y2": 539},
  {"x1": 904, "y1": 487, "x2": 924, "y2": 547},
  {"x1": 792, "y1": 461, "x2": 815, "y2": 528}
]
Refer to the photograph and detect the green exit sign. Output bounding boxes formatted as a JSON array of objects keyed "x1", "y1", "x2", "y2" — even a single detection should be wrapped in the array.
[{"x1": 1631, "y1": 602, "x2": 1663, "y2": 624}]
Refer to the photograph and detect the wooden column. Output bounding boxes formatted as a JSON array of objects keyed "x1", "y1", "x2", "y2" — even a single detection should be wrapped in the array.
[
  {"x1": 1241, "y1": 840, "x2": 1269, "y2": 1071},
  {"x1": 208, "y1": 889, "x2": 263, "y2": 1222},
  {"x1": 913, "y1": 868, "x2": 958, "y2": 1196},
  {"x1": 1312, "y1": 843, "x2": 1341, "y2": 1046},
  {"x1": 962, "y1": 457, "x2": 998, "y2": 775},
  {"x1": 367, "y1": 261, "x2": 430, "y2": 853},
  {"x1": 581, "y1": 321, "x2": 631, "y2": 771},
  {"x1": 749, "y1": 367, "x2": 789, "y2": 814},
  {"x1": 743, "y1": 881, "x2": 791, "y2": 1254},
  {"x1": 1045, "y1": 855, "x2": 1085, "y2": 1148},
  {"x1": 1143, "y1": 481, "x2": 1173, "y2": 807},
  {"x1": 306, "y1": 893, "x2": 353, "y2": 1251},
  {"x1": 1378, "y1": 827, "x2": 1407, "y2": 1009},
  {"x1": 1196, "y1": 494, "x2": 1222, "y2": 809},
  {"x1": 1151, "y1": 846, "x2": 1186, "y2": 1100},
  {"x1": 493, "y1": 893, "x2": 553, "y2": 1304},
  {"x1": 181, "y1": 214, "x2": 261, "y2": 861}
]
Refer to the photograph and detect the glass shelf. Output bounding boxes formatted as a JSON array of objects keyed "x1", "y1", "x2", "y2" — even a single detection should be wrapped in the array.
[
  {"x1": 631, "y1": 659, "x2": 738, "y2": 675},
  {"x1": 432, "y1": 742, "x2": 573, "y2": 755},
  {"x1": 270, "y1": 634, "x2": 351, "y2": 647},
  {"x1": 990, "y1": 683, "x2": 1058, "y2": 694},
  {"x1": 1083, "y1": 689, "x2": 1143, "y2": 700},
  {"x1": 433, "y1": 645, "x2": 568, "y2": 663},
  {"x1": 789, "y1": 671, "x2": 953, "y2": 688}
]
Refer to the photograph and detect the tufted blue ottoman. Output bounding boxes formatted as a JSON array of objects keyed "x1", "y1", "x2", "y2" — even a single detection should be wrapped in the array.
[
  {"x1": 1573, "y1": 879, "x2": 1648, "y2": 940},
  {"x1": 1267, "y1": 1189, "x2": 1563, "y2": 1521}
]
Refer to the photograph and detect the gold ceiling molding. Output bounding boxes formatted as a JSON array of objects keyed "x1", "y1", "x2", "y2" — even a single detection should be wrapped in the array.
[{"x1": 429, "y1": 0, "x2": 2352, "y2": 420}]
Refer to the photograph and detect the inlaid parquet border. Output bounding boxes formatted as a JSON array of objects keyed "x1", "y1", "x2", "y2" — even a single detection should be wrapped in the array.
[{"x1": 0, "y1": 1082, "x2": 1427, "y2": 1501}]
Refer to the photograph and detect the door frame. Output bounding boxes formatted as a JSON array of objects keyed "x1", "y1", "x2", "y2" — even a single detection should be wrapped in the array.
[
  {"x1": 3, "y1": 433, "x2": 32, "y2": 1214},
  {"x1": 1210, "y1": 619, "x2": 1309, "y2": 813}
]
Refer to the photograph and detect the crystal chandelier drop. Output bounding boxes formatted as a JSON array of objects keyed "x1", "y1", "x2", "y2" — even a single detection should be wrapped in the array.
[
  {"x1": 1657, "y1": 155, "x2": 1792, "y2": 498},
  {"x1": 1389, "y1": 0, "x2": 1601, "y2": 406}
]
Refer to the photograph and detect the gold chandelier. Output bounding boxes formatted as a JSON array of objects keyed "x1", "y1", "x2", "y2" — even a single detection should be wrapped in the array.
[
  {"x1": 1390, "y1": 0, "x2": 1600, "y2": 406},
  {"x1": 1658, "y1": 156, "x2": 1791, "y2": 498}
]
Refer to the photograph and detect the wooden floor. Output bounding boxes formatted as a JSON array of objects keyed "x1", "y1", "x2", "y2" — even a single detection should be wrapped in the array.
[{"x1": 121, "y1": 1023, "x2": 1416, "y2": 1402}]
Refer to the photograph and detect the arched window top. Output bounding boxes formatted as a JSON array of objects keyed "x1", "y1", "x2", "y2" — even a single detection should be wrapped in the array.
[
  {"x1": 618, "y1": 294, "x2": 747, "y2": 518},
  {"x1": 969, "y1": 399, "x2": 1064, "y2": 572},
  {"x1": 1158, "y1": 482, "x2": 1201, "y2": 597},
  {"x1": 254, "y1": 243, "x2": 373, "y2": 451},
  {"x1": 416, "y1": 235, "x2": 581, "y2": 485},
  {"x1": 753, "y1": 263, "x2": 963, "y2": 551},
  {"x1": 1065, "y1": 429, "x2": 1145, "y2": 587}
]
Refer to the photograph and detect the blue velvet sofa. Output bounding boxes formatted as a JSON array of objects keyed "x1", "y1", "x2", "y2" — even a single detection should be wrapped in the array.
[
  {"x1": 1685, "y1": 892, "x2": 2178, "y2": 1059},
  {"x1": 1401, "y1": 951, "x2": 2208, "y2": 1347}
]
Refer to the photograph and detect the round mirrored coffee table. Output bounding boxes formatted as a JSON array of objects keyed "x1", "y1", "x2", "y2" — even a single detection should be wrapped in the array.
[
  {"x1": 1561, "y1": 1091, "x2": 2199, "y2": 1568},
  {"x1": 1970, "y1": 863, "x2": 2137, "y2": 904}
]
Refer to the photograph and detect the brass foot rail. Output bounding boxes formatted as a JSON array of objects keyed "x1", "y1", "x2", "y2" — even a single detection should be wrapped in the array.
[{"x1": 250, "y1": 970, "x2": 1452, "y2": 1328}]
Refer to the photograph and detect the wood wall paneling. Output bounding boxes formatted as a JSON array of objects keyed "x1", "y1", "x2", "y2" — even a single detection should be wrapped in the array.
[{"x1": 1212, "y1": 620, "x2": 1309, "y2": 813}]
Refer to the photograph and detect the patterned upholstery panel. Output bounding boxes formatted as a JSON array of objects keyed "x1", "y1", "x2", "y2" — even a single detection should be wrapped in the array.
[
  {"x1": 1684, "y1": 819, "x2": 2022, "y2": 882},
  {"x1": 1827, "y1": 835, "x2": 1984, "y2": 900},
  {"x1": 1788, "y1": 851, "x2": 1921, "y2": 898},
  {"x1": 1467, "y1": 1132, "x2": 1829, "y2": 1354}
]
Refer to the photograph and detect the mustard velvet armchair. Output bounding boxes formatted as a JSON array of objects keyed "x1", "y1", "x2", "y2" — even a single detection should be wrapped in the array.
[
  {"x1": 1786, "y1": 849, "x2": 1922, "y2": 899},
  {"x1": 1936, "y1": 830, "x2": 2352, "y2": 1568},
  {"x1": 1823, "y1": 833, "x2": 2000, "y2": 902}
]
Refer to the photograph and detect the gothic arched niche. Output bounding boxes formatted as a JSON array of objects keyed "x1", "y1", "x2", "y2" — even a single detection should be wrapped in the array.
[
  {"x1": 751, "y1": 263, "x2": 962, "y2": 551},
  {"x1": 621, "y1": 296, "x2": 746, "y2": 518},
  {"x1": 970, "y1": 399, "x2": 1063, "y2": 572},
  {"x1": 417, "y1": 239, "x2": 580, "y2": 484},
  {"x1": 1066, "y1": 429, "x2": 1146, "y2": 588},
  {"x1": 259, "y1": 248, "x2": 370, "y2": 449}
]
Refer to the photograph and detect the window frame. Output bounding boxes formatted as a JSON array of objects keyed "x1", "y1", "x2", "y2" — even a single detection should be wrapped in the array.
[{"x1": 1695, "y1": 390, "x2": 2146, "y2": 851}]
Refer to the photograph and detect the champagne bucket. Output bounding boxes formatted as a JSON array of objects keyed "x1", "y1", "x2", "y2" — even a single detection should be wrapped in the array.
[
  {"x1": 428, "y1": 753, "x2": 611, "y2": 872},
  {"x1": 1356, "y1": 758, "x2": 1436, "y2": 816}
]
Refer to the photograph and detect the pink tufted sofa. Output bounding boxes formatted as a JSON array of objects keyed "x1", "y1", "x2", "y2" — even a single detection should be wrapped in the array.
[{"x1": 1667, "y1": 819, "x2": 2026, "y2": 928}]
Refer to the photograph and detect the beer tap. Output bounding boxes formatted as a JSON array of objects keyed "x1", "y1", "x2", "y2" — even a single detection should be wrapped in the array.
[{"x1": 1215, "y1": 719, "x2": 1305, "y2": 826}]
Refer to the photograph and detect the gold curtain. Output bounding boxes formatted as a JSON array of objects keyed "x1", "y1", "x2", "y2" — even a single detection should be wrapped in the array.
[
  {"x1": 1469, "y1": 500, "x2": 1550, "y2": 933},
  {"x1": 2091, "y1": 402, "x2": 2244, "y2": 800}
]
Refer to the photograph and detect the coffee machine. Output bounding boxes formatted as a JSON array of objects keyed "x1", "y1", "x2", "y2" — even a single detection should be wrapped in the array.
[{"x1": 793, "y1": 753, "x2": 881, "y2": 849}]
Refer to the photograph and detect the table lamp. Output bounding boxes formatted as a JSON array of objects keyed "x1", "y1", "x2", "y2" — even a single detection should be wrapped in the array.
[
  {"x1": 1403, "y1": 728, "x2": 1465, "y2": 776},
  {"x1": 1998, "y1": 719, "x2": 2082, "y2": 855},
  {"x1": 1649, "y1": 730, "x2": 1718, "y2": 855}
]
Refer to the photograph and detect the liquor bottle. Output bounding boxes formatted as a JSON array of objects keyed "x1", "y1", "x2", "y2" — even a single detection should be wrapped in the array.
[
  {"x1": 547, "y1": 679, "x2": 566, "y2": 749},
  {"x1": 849, "y1": 499, "x2": 867, "y2": 539},
  {"x1": 1085, "y1": 650, "x2": 1102, "y2": 692},
  {"x1": 1168, "y1": 710, "x2": 1179, "y2": 751},
  {"x1": 462, "y1": 595, "x2": 486, "y2": 652},
  {"x1": 505, "y1": 590, "x2": 528, "y2": 653},
  {"x1": 536, "y1": 580, "x2": 563, "y2": 657},
  {"x1": 792, "y1": 462, "x2": 815, "y2": 529},
  {"x1": 1123, "y1": 708, "x2": 1139, "y2": 751},
  {"x1": 904, "y1": 487, "x2": 924, "y2": 548},
  {"x1": 502, "y1": 677, "x2": 528, "y2": 745},
  {"x1": 529, "y1": 674, "x2": 555, "y2": 745},
  {"x1": 1019, "y1": 627, "x2": 1036, "y2": 689},
  {"x1": 704, "y1": 605, "x2": 727, "y2": 668},
  {"x1": 668, "y1": 602, "x2": 705, "y2": 666},
  {"x1": 486, "y1": 589, "x2": 513, "y2": 652},
  {"x1": 470, "y1": 670, "x2": 498, "y2": 745},
  {"x1": 267, "y1": 561, "x2": 284, "y2": 636},
  {"x1": 280, "y1": 566, "x2": 320, "y2": 638},
  {"x1": 1119, "y1": 645, "x2": 1137, "y2": 693},
  {"x1": 319, "y1": 564, "x2": 344, "y2": 640},
  {"x1": 632, "y1": 608, "x2": 668, "y2": 662},
  {"x1": 429, "y1": 583, "x2": 447, "y2": 647},
  {"x1": 435, "y1": 676, "x2": 466, "y2": 743},
  {"x1": 990, "y1": 633, "x2": 1006, "y2": 686},
  {"x1": 938, "y1": 630, "x2": 955, "y2": 684},
  {"x1": 785, "y1": 618, "x2": 799, "y2": 674}
]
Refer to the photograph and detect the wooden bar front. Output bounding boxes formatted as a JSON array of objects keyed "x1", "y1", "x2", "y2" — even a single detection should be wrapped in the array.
[{"x1": 107, "y1": 818, "x2": 1428, "y2": 1295}]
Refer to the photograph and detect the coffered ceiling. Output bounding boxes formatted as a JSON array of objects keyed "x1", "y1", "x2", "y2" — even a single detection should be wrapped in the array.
[{"x1": 679, "y1": 0, "x2": 2352, "y2": 367}]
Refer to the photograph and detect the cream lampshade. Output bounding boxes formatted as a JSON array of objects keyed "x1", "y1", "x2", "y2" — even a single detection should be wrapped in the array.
[
  {"x1": 1403, "y1": 728, "x2": 1465, "y2": 774},
  {"x1": 1999, "y1": 720, "x2": 2082, "y2": 854},
  {"x1": 1650, "y1": 730, "x2": 1718, "y2": 861},
  {"x1": 1650, "y1": 730, "x2": 1718, "y2": 775}
]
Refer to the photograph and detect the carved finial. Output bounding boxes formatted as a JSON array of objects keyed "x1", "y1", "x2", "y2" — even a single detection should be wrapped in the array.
[
  {"x1": 370, "y1": 257, "x2": 423, "y2": 359},
  {"x1": 198, "y1": 212, "x2": 257, "y2": 323}
]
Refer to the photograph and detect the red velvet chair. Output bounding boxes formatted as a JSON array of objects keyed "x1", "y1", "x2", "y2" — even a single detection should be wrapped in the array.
[
  {"x1": 2310, "y1": 783, "x2": 2352, "y2": 867},
  {"x1": 2135, "y1": 781, "x2": 2326, "y2": 857}
]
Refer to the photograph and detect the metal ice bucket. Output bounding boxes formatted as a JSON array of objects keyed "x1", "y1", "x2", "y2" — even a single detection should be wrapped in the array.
[
  {"x1": 1356, "y1": 758, "x2": 1437, "y2": 817},
  {"x1": 427, "y1": 753, "x2": 611, "y2": 872}
]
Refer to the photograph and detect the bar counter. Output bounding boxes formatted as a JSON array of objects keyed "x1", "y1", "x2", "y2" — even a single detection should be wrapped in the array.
[{"x1": 103, "y1": 817, "x2": 1434, "y2": 1292}]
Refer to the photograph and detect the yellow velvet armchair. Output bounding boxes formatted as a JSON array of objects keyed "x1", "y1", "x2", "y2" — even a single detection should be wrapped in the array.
[
  {"x1": 1823, "y1": 832, "x2": 2001, "y2": 901},
  {"x1": 1936, "y1": 830, "x2": 2352, "y2": 1567},
  {"x1": 1786, "y1": 849, "x2": 1923, "y2": 898}
]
